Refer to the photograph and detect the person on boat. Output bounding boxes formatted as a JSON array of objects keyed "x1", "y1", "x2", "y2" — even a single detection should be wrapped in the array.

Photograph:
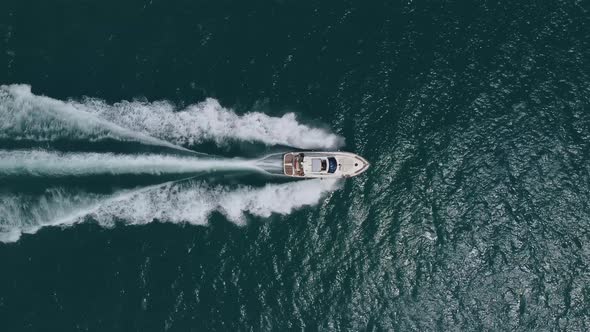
[{"x1": 296, "y1": 153, "x2": 305, "y2": 176}]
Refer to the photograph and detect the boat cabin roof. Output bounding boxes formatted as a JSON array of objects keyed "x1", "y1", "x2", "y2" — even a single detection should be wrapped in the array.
[{"x1": 307, "y1": 157, "x2": 337, "y2": 174}]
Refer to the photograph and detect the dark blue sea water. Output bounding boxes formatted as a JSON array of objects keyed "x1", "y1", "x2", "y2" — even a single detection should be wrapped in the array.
[{"x1": 1, "y1": 0, "x2": 589, "y2": 330}]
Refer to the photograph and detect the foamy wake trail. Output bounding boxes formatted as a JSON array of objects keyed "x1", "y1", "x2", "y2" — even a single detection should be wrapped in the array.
[
  {"x1": 73, "y1": 93, "x2": 344, "y2": 149},
  {"x1": 0, "y1": 189, "x2": 107, "y2": 243},
  {"x1": 1, "y1": 84, "x2": 343, "y2": 149},
  {"x1": 0, "y1": 150, "x2": 257, "y2": 177},
  {"x1": 0, "y1": 84, "x2": 195, "y2": 153},
  {"x1": 0, "y1": 179, "x2": 340, "y2": 243}
]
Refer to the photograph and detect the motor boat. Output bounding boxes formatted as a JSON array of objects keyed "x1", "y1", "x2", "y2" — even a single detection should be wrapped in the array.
[{"x1": 283, "y1": 151, "x2": 369, "y2": 178}]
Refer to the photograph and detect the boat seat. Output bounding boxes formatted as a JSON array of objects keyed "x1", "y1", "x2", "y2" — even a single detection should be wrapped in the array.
[{"x1": 284, "y1": 164, "x2": 293, "y2": 175}]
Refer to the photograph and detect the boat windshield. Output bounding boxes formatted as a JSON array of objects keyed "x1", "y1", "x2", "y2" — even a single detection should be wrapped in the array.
[{"x1": 328, "y1": 157, "x2": 337, "y2": 173}]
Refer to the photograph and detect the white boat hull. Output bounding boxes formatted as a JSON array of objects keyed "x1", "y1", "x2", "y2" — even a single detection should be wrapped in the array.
[{"x1": 283, "y1": 151, "x2": 369, "y2": 178}]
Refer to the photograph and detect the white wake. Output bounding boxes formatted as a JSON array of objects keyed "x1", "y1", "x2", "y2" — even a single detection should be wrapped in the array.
[
  {"x1": 0, "y1": 84, "x2": 345, "y2": 149},
  {"x1": 0, "y1": 179, "x2": 341, "y2": 243},
  {"x1": 0, "y1": 84, "x2": 195, "y2": 153},
  {"x1": 0, "y1": 84, "x2": 345, "y2": 242},
  {"x1": 0, "y1": 150, "x2": 258, "y2": 177},
  {"x1": 0, "y1": 189, "x2": 107, "y2": 243}
]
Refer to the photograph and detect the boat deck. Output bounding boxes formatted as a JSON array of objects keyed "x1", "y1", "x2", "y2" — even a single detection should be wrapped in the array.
[{"x1": 284, "y1": 154, "x2": 294, "y2": 175}]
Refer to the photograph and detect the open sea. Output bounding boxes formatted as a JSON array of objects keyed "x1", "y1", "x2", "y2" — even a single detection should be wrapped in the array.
[{"x1": 1, "y1": 0, "x2": 589, "y2": 330}]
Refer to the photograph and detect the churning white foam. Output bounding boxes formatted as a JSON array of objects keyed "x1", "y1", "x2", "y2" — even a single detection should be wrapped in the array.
[
  {"x1": 0, "y1": 189, "x2": 108, "y2": 243},
  {"x1": 0, "y1": 84, "x2": 345, "y2": 242},
  {"x1": 0, "y1": 84, "x2": 195, "y2": 153},
  {"x1": 74, "y1": 95, "x2": 345, "y2": 149},
  {"x1": 0, "y1": 150, "x2": 257, "y2": 177},
  {"x1": 0, "y1": 179, "x2": 340, "y2": 242},
  {"x1": 0, "y1": 84, "x2": 344, "y2": 149},
  {"x1": 91, "y1": 178, "x2": 340, "y2": 226}
]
